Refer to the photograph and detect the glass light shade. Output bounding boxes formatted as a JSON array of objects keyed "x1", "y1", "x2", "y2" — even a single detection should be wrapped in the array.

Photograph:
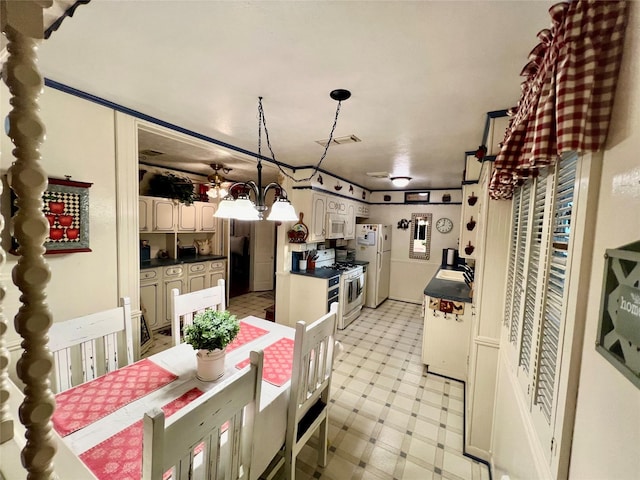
[
  {"x1": 213, "y1": 197, "x2": 237, "y2": 218},
  {"x1": 206, "y1": 186, "x2": 228, "y2": 199},
  {"x1": 267, "y1": 198, "x2": 298, "y2": 221},
  {"x1": 391, "y1": 176, "x2": 411, "y2": 187},
  {"x1": 231, "y1": 197, "x2": 260, "y2": 221}
]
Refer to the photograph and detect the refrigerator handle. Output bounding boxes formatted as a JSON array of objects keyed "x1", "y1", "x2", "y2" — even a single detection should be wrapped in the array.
[{"x1": 377, "y1": 251, "x2": 381, "y2": 271}]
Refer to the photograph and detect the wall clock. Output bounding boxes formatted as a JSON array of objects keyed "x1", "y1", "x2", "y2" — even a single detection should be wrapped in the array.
[{"x1": 436, "y1": 217, "x2": 453, "y2": 234}]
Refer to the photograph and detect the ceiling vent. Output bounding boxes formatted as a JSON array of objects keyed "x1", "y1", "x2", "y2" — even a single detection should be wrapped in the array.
[
  {"x1": 315, "y1": 134, "x2": 361, "y2": 146},
  {"x1": 139, "y1": 149, "x2": 164, "y2": 156},
  {"x1": 366, "y1": 171, "x2": 389, "y2": 178}
]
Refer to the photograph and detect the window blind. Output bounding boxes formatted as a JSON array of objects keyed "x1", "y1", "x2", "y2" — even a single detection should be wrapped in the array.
[
  {"x1": 534, "y1": 153, "x2": 577, "y2": 422},
  {"x1": 503, "y1": 187, "x2": 521, "y2": 327},
  {"x1": 519, "y1": 170, "x2": 548, "y2": 372},
  {"x1": 510, "y1": 181, "x2": 531, "y2": 344}
]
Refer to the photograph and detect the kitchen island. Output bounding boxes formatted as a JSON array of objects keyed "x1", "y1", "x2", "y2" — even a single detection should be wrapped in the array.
[{"x1": 422, "y1": 266, "x2": 473, "y2": 381}]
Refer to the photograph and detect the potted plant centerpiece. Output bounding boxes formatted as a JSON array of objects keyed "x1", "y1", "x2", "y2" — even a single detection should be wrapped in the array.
[{"x1": 183, "y1": 309, "x2": 240, "y2": 381}]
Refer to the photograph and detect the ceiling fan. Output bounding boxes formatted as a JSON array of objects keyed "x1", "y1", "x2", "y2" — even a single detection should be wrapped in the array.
[{"x1": 205, "y1": 163, "x2": 232, "y2": 199}]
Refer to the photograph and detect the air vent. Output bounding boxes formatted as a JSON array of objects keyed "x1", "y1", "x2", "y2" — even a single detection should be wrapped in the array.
[
  {"x1": 366, "y1": 171, "x2": 389, "y2": 178},
  {"x1": 315, "y1": 134, "x2": 361, "y2": 146},
  {"x1": 139, "y1": 149, "x2": 164, "y2": 156}
]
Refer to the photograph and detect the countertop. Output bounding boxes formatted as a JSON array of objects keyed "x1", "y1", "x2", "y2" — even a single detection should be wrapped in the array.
[
  {"x1": 140, "y1": 255, "x2": 227, "y2": 269},
  {"x1": 423, "y1": 266, "x2": 472, "y2": 303},
  {"x1": 290, "y1": 267, "x2": 342, "y2": 279}
]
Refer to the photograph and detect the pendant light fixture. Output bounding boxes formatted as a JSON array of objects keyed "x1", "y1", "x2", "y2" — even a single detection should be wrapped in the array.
[{"x1": 215, "y1": 90, "x2": 350, "y2": 221}]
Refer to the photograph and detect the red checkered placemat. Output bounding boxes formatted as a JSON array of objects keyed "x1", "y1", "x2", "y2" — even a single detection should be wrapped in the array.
[
  {"x1": 226, "y1": 321, "x2": 268, "y2": 353},
  {"x1": 79, "y1": 387, "x2": 204, "y2": 480},
  {"x1": 53, "y1": 358, "x2": 178, "y2": 437},
  {"x1": 236, "y1": 337, "x2": 294, "y2": 387}
]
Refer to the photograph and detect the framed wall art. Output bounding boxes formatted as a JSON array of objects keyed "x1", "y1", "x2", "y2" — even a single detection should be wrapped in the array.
[
  {"x1": 596, "y1": 241, "x2": 640, "y2": 389},
  {"x1": 11, "y1": 177, "x2": 92, "y2": 254}
]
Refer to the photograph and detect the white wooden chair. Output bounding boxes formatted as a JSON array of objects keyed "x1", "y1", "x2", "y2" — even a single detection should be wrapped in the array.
[
  {"x1": 142, "y1": 350, "x2": 263, "y2": 480},
  {"x1": 48, "y1": 297, "x2": 134, "y2": 394},
  {"x1": 265, "y1": 303, "x2": 338, "y2": 480},
  {"x1": 171, "y1": 279, "x2": 226, "y2": 346}
]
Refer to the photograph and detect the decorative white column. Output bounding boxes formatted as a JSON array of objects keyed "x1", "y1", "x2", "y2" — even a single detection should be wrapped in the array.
[{"x1": 1, "y1": 1, "x2": 57, "y2": 478}]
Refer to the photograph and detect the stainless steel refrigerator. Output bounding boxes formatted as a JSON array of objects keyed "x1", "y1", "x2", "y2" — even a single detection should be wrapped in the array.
[{"x1": 354, "y1": 224, "x2": 392, "y2": 308}]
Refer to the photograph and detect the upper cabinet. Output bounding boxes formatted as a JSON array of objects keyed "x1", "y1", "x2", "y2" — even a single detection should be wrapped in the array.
[
  {"x1": 344, "y1": 202, "x2": 356, "y2": 239},
  {"x1": 140, "y1": 196, "x2": 217, "y2": 234}
]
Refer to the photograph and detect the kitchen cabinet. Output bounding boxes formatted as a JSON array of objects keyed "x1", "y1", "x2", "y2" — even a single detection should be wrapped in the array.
[
  {"x1": 161, "y1": 265, "x2": 186, "y2": 328},
  {"x1": 207, "y1": 260, "x2": 226, "y2": 288},
  {"x1": 140, "y1": 268, "x2": 161, "y2": 330},
  {"x1": 177, "y1": 203, "x2": 197, "y2": 232},
  {"x1": 344, "y1": 202, "x2": 355, "y2": 239},
  {"x1": 139, "y1": 196, "x2": 153, "y2": 232},
  {"x1": 355, "y1": 202, "x2": 369, "y2": 218},
  {"x1": 422, "y1": 296, "x2": 472, "y2": 381},
  {"x1": 140, "y1": 259, "x2": 226, "y2": 332},
  {"x1": 186, "y1": 262, "x2": 207, "y2": 292},
  {"x1": 153, "y1": 198, "x2": 176, "y2": 232},
  {"x1": 198, "y1": 202, "x2": 217, "y2": 232}
]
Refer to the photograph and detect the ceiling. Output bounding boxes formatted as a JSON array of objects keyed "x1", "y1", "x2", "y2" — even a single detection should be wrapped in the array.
[{"x1": 34, "y1": 0, "x2": 554, "y2": 191}]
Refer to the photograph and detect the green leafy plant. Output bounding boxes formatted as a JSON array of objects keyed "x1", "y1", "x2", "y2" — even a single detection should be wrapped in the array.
[
  {"x1": 148, "y1": 172, "x2": 197, "y2": 205},
  {"x1": 184, "y1": 309, "x2": 240, "y2": 351}
]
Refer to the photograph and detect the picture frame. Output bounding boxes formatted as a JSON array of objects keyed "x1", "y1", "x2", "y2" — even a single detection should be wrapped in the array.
[
  {"x1": 11, "y1": 177, "x2": 92, "y2": 254},
  {"x1": 595, "y1": 242, "x2": 640, "y2": 389}
]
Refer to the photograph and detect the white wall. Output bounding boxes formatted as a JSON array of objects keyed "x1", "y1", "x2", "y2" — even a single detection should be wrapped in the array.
[
  {"x1": 1, "y1": 86, "x2": 122, "y2": 379},
  {"x1": 568, "y1": 4, "x2": 640, "y2": 478},
  {"x1": 367, "y1": 200, "x2": 462, "y2": 304}
]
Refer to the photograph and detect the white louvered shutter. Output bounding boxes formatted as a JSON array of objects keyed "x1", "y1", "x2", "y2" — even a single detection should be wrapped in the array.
[
  {"x1": 519, "y1": 170, "x2": 549, "y2": 373},
  {"x1": 509, "y1": 181, "x2": 532, "y2": 344},
  {"x1": 533, "y1": 153, "x2": 578, "y2": 422},
  {"x1": 503, "y1": 187, "x2": 521, "y2": 328}
]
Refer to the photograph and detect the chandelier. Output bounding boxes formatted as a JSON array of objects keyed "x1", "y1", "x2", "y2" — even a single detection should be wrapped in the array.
[
  {"x1": 214, "y1": 89, "x2": 351, "y2": 221},
  {"x1": 206, "y1": 164, "x2": 230, "y2": 200}
]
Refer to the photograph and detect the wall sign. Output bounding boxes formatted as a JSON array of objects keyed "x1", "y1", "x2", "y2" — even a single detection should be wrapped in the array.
[
  {"x1": 596, "y1": 242, "x2": 640, "y2": 389},
  {"x1": 11, "y1": 177, "x2": 92, "y2": 254}
]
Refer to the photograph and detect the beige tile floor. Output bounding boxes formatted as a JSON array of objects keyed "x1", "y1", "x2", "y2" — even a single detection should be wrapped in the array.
[{"x1": 143, "y1": 292, "x2": 491, "y2": 480}]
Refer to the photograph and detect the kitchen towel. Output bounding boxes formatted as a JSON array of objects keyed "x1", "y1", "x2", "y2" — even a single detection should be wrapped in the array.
[
  {"x1": 226, "y1": 321, "x2": 268, "y2": 353},
  {"x1": 79, "y1": 387, "x2": 204, "y2": 480},
  {"x1": 53, "y1": 358, "x2": 178, "y2": 437},
  {"x1": 236, "y1": 337, "x2": 294, "y2": 387}
]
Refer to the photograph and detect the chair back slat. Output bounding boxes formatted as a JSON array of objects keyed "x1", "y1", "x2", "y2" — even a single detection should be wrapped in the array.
[
  {"x1": 49, "y1": 297, "x2": 134, "y2": 394},
  {"x1": 142, "y1": 350, "x2": 263, "y2": 480},
  {"x1": 171, "y1": 279, "x2": 226, "y2": 346}
]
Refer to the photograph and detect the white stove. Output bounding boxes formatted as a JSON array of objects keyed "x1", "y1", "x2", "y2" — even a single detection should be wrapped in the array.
[{"x1": 303, "y1": 249, "x2": 364, "y2": 330}]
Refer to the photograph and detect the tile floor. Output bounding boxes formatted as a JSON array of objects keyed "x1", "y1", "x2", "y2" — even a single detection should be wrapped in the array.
[{"x1": 144, "y1": 291, "x2": 490, "y2": 480}]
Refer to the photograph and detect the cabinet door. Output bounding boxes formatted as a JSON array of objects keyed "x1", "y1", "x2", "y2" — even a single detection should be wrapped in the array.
[
  {"x1": 344, "y1": 203, "x2": 356, "y2": 239},
  {"x1": 140, "y1": 268, "x2": 161, "y2": 330},
  {"x1": 139, "y1": 196, "x2": 153, "y2": 232},
  {"x1": 198, "y1": 202, "x2": 217, "y2": 232},
  {"x1": 162, "y1": 265, "x2": 185, "y2": 327},
  {"x1": 187, "y1": 262, "x2": 207, "y2": 292},
  {"x1": 207, "y1": 260, "x2": 226, "y2": 289},
  {"x1": 177, "y1": 203, "x2": 197, "y2": 231},
  {"x1": 308, "y1": 193, "x2": 326, "y2": 242},
  {"x1": 153, "y1": 199, "x2": 176, "y2": 231}
]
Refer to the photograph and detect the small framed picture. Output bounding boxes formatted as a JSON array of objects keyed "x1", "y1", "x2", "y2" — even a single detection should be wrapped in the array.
[{"x1": 11, "y1": 177, "x2": 92, "y2": 254}]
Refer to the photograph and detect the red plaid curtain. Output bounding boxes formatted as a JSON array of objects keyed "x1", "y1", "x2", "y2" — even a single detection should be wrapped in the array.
[{"x1": 489, "y1": 0, "x2": 629, "y2": 199}]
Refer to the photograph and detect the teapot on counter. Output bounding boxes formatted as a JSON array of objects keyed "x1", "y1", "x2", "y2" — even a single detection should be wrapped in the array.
[{"x1": 194, "y1": 238, "x2": 212, "y2": 255}]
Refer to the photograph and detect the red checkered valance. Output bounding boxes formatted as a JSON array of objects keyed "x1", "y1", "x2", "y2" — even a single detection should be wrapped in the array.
[{"x1": 489, "y1": 0, "x2": 629, "y2": 199}]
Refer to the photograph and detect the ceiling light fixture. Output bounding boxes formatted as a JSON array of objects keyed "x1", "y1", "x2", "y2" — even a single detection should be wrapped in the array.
[
  {"x1": 390, "y1": 176, "x2": 412, "y2": 188},
  {"x1": 215, "y1": 90, "x2": 351, "y2": 221},
  {"x1": 206, "y1": 163, "x2": 230, "y2": 200}
]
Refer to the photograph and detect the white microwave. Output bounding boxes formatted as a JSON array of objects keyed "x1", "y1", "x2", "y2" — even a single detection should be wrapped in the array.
[{"x1": 326, "y1": 213, "x2": 347, "y2": 239}]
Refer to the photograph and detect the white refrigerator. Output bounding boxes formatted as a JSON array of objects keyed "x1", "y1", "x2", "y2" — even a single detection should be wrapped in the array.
[{"x1": 355, "y1": 224, "x2": 392, "y2": 308}]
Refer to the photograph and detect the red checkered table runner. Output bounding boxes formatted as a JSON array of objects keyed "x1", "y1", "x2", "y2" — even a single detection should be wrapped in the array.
[
  {"x1": 226, "y1": 321, "x2": 268, "y2": 353},
  {"x1": 79, "y1": 387, "x2": 204, "y2": 480},
  {"x1": 53, "y1": 358, "x2": 178, "y2": 437},
  {"x1": 236, "y1": 337, "x2": 294, "y2": 387}
]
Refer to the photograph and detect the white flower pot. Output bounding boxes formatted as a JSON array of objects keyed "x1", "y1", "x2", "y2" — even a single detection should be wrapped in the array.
[{"x1": 196, "y1": 348, "x2": 226, "y2": 381}]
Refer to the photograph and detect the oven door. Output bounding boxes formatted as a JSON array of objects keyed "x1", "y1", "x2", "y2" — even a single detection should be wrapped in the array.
[{"x1": 343, "y1": 274, "x2": 364, "y2": 314}]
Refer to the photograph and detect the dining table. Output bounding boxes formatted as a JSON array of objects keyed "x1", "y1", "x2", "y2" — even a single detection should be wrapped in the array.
[{"x1": 48, "y1": 315, "x2": 295, "y2": 480}]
